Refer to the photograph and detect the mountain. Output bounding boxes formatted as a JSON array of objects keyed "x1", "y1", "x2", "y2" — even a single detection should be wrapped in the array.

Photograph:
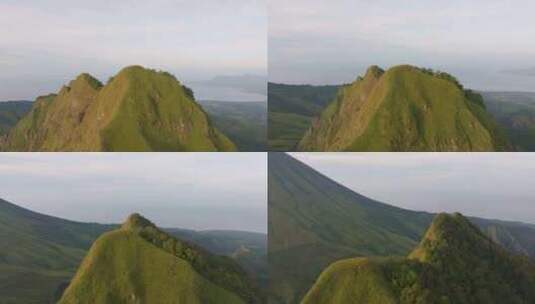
[
  {"x1": 0, "y1": 198, "x2": 114, "y2": 304},
  {"x1": 268, "y1": 83, "x2": 339, "y2": 151},
  {"x1": 297, "y1": 65, "x2": 510, "y2": 151},
  {"x1": 198, "y1": 100, "x2": 267, "y2": 151},
  {"x1": 268, "y1": 153, "x2": 535, "y2": 303},
  {"x1": 482, "y1": 91, "x2": 535, "y2": 151},
  {"x1": 0, "y1": 198, "x2": 267, "y2": 303},
  {"x1": 59, "y1": 214, "x2": 263, "y2": 304},
  {"x1": 0, "y1": 101, "x2": 33, "y2": 135},
  {"x1": 1, "y1": 66, "x2": 236, "y2": 151},
  {"x1": 302, "y1": 213, "x2": 535, "y2": 304}
]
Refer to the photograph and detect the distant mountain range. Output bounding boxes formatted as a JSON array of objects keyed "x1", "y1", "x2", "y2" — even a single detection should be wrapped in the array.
[
  {"x1": 0, "y1": 198, "x2": 267, "y2": 303},
  {"x1": 0, "y1": 66, "x2": 239, "y2": 151},
  {"x1": 268, "y1": 65, "x2": 535, "y2": 151},
  {"x1": 268, "y1": 153, "x2": 535, "y2": 303}
]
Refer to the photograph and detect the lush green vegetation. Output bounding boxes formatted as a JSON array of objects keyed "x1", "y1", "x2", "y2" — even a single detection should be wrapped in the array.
[
  {"x1": 268, "y1": 153, "x2": 535, "y2": 303},
  {"x1": 60, "y1": 214, "x2": 263, "y2": 304},
  {"x1": 0, "y1": 101, "x2": 32, "y2": 135},
  {"x1": 482, "y1": 91, "x2": 535, "y2": 151},
  {"x1": 199, "y1": 100, "x2": 267, "y2": 151},
  {"x1": 267, "y1": 83, "x2": 339, "y2": 150},
  {"x1": 303, "y1": 213, "x2": 535, "y2": 304},
  {"x1": 298, "y1": 65, "x2": 510, "y2": 151},
  {"x1": 0, "y1": 198, "x2": 267, "y2": 303},
  {"x1": 1, "y1": 66, "x2": 236, "y2": 151}
]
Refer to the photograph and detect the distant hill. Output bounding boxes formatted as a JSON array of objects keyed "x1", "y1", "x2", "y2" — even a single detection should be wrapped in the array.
[
  {"x1": 298, "y1": 65, "x2": 510, "y2": 151},
  {"x1": 268, "y1": 83, "x2": 339, "y2": 150},
  {"x1": 1, "y1": 66, "x2": 236, "y2": 151},
  {"x1": 302, "y1": 213, "x2": 535, "y2": 304},
  {"x1": 268, "y1": 153, "x2": 535, "y2": 303},
  {"x1": 482, "y1": 91, "x2": 535, "y2": 151},
  {"x1": 59, "y1": 214, "x2": 263, "y2": 304},
  {"x1": 0, "y1": 101, "x2": 33, "y2": 135},
  {"x1": 0, "y1": 198, "x2": 114, "y2": 304},
  {"x1": 199, "y1": 100, "x2": 267, "y2": 151},
  {"x1": 0, "y1": 198, "x2": 267, "y2": 303}
]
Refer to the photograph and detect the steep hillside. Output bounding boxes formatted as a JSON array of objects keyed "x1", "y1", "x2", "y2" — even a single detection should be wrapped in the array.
[
  {"x1": 1, "y1": 66, "x2": 236, "y2": 151},
  {"x1": 268, "y1": 83, "x2": 339, "y2": 151},
  {"x1": 0, "y1": 101, "x2": 32, "y2": 135},
  {"x1": 303, "y1": 213, "x2": 535, "y2": 304},
  {"x1": 0, "y1": 198, "x2": 113, "y2": 304},
  {"x1": 482, "y1": 91, "x2": 535, "y2": 151},
  {"x1": 298, "y1": 65, "x2": 510, "y2": 151},
  {"x1": 268, "y1": 153, "x2": 535, "y2": 303},
  {"x1": 59, "y1": 214, "x2": 262, "y2": 304},
  {"x1": 199, "y1": 100, "x2": 267, "y2": 151}
]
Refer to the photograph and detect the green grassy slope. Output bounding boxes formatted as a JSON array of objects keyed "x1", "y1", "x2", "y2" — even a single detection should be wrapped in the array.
[
  {"x1": 0, "y1": 198, "x2": 114, "y2": 304},
  {"x1": 0, "y1": 101, "x2": 33, "y2": 135},
  {"x1": 59, "y1": 214, "x2": 262, "y2": 304},
  {"x1": 482, "y1": 91, "x2": 535, "y2": 151},
  {"x1": 198, "y1": 100, "x2": 267, "y2": 151},
  {"x1": 2, "y1": 66, "x2": 236, "y2": 151},
  {"x1": 268, "y1": 153, "x2": 535, "y2": 303},
  {"x1": 268, "y1": 83, "x2": 339, "y2": 151},
  {"x1": 298, "y1": 65, "x2": 510, "y2": 151},
  {"x1": 303, "y1": 213, "x2": 535, "y2": 304}
]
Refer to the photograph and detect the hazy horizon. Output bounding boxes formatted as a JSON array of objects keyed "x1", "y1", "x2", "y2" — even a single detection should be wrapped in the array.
[
  {"x1": 0, "y1": 0, "x2": 267, "y2": 101},
  {"x1": 269, "y1": 0, "x2": 535, "y2": 92},
  {"x1": 0, "y1": 153, "x2": 267, "y2": 233},
  {"x1": 291, "y1": 152, "x2": 535, "y2": 225}
]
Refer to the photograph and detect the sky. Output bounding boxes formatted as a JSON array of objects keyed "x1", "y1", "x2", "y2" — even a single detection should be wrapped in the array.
[
  {"x1": 291, "y1": 153, "x2": 535, "y2": 225},
  {"x1": 0, "y1": 153, "x2": 267, "y2": 233},
  {"x1": 269, "y1": 0, "x2": 535, "y2": 91},
  {"x1": 0, "y1": 0, "x2": 267, "y2": 101}
]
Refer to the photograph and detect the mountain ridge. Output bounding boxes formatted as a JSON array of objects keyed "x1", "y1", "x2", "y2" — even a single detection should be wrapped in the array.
[{"x1": 1, "y1": 66, "x2": 236, "y2": 151}]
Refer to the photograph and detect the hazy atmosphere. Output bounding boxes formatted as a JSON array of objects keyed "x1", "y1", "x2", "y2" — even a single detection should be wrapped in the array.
[
  {"x1": 0, "y1": 153, "x2": 267, "y2": 232},
  {"x1": 0, "y1": 0, "x2": 267, "y2": 101},
  {"x1": 292, "y1": 153, "x2": 535, "y2": 225},
  {"x1": 269, "y1": 0, "x2": 535, "y2": 91}
]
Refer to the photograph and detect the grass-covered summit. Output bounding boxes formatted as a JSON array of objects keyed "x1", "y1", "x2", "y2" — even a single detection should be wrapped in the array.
[
  {"x1": 59, "y1": 213, "x2": 262, "y2": 304},
  {"x1": 302, "y1": 213, "x2": 535, "y2": 304},
  {"x1": 298, "y1": 65, "x2": 510, "y2": 151},
  {"x1": 1, "y1": 66, "x2": 236, "y2": 151}
]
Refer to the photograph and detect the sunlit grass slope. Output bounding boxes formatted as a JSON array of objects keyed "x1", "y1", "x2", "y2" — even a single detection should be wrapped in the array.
[
  {"x1": 298, "y1": 65, "x2": 510, "y2": 151},
  {"x1": 59, "y1": 214, "x2": 262, "y2": 304},
  {"x1": 2, "y1": 66, "x2": 236, "y2": 151},
  {"x1": 303, "y1": 213, "x2": 535, "y2": 304}
]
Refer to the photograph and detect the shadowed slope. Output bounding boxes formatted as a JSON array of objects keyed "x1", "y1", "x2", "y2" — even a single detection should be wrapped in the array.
[
  {"x1": 2, "y1": 66, "x2": 236, "y2": 151},
  {"x1": 59, "y1": 214, "x2": 262, "y2": 304},
  {"x1": 0, "y1": 198, "x2": 113, "y2": 304},
  {"x1": 298, "y1": 65, "x2": 509, "y2": 151}
]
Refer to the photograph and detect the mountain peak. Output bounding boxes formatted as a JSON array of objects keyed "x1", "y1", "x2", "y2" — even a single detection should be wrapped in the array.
[
  {"x1": 364, "y1": 65, "x2": 384, "y2": 79},
  {"x1": 121, "y1": 213, "x2": 155, "y2": 230},
  {"x1": 69, "y1": 73, "x2": 103, "y2": 91}
]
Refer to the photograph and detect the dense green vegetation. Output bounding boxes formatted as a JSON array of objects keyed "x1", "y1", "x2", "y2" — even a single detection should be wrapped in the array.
[
  {"x1": 0, "y1": 101, "x2": 32, "y2": 135},
  {"x1": 482, "y1": 91, "x2": 535, "y2": 151},
  {"x1": 268, "y1": 153, "x2": 535, "y2": 303},
  {"x1": 1, "y1": 66, "x2": 236, "y2": 151},
  {"x1": 60, "y1": 214, "x2": 263, "y2": 303},
  {"x1": 0, "y1": 198, "x2": 267, "y2": 303},
  {"x1": 303, "y1": 213, "x2": 535, "y2": 304},
  {"x1": 298, "y1": 65, "x2": 510, "y2": 151},
  {"x1": 199, "y1": 100, "x2": 267, "y2": 151},
  {"x1": 267, "y1": 83, "x2": 339, "y2": 150}
]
